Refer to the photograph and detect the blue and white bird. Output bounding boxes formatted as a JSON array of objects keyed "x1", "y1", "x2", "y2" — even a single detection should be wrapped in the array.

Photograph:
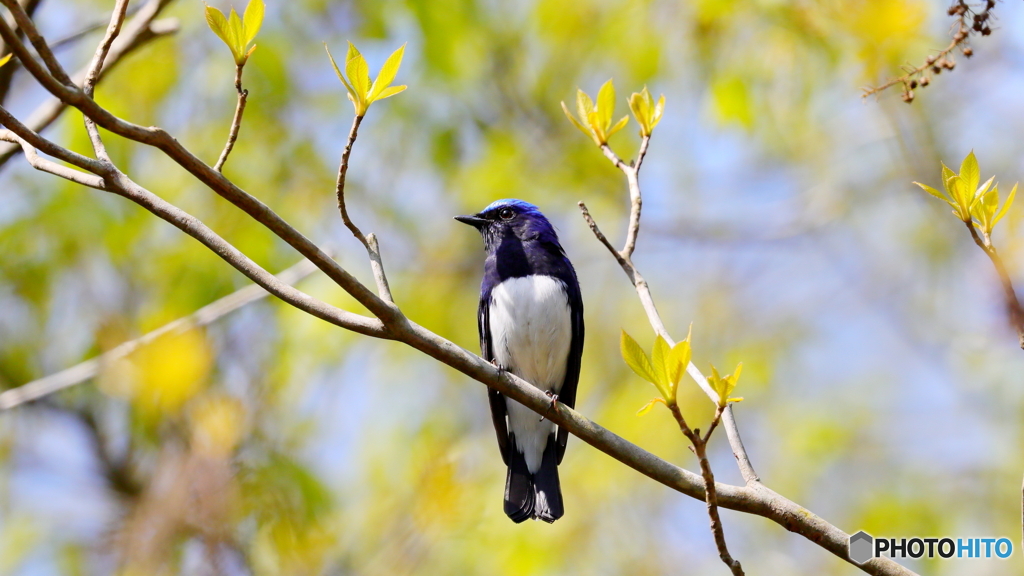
[{"x1": 456, "y1": 199, "x2": 584, "y2": 523}]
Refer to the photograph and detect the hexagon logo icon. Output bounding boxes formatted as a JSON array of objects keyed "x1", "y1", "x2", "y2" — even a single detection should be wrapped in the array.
[{"x1": 849, "y1": 531, "x2": 874, "y2": 565}]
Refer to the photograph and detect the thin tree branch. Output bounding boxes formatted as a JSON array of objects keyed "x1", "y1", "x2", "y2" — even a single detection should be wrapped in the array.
[
  {"x1": 213, "y1": 63, "x2": 247, "y2": 172},
  {"x1": 0, "y1": 105, "x2": 386, "y2": 340},
  {"x1": 0, "y1": 0, "x2": 42, "y2": 103},
  {"x1": 0, "y1": 129, "x2": 105, "y2": 187},
  {"x1": 50, "y1": 2, "x2": 146, "y2": 52},
  {"x1": 0, "y1": 0, "x2": 178, "y2": 168},
  {"x1": 1, "y1": 0, "x2": 74, "y2": 85},
  {"x1": 335, "y1": 114, "x2": 366, "y2": 242},
  {"x1": 578, "y1": 202, "x2": 760, "y2": 484},
  {"x1": 333, "y1": 113, "x2": 394, "y2": 302},
  {"x1": 81, "y1": 0, "x2": 131, "y2": 162},
  {"x1": 669, "y1": 403, "x2": 744, "y2": 576},
  {"x1": 964, "y1": 221, "x2": 1024, "y2": 348},
  {"x1": 0, "y1": 15, "x2": 399, "y2": 322},
  {"x1": 0, "y1": 258, "x2": 319, "y2": 410}
]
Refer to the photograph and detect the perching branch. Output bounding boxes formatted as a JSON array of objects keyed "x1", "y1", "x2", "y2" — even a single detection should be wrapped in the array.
[
  {"x1": 214, "y1": 63, "x2": 247, "y2": 172},
  {"x1": 0, "y1": 6, "x2": 918, "y2": 572},
  {"x1": 0, "y1": 258, "x2": 319, "y2": 410}
]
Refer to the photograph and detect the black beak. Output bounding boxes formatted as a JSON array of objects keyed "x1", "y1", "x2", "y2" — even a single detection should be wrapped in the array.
[{"x1": 454, "y1": 214, "x2": 488, "y2": 228}]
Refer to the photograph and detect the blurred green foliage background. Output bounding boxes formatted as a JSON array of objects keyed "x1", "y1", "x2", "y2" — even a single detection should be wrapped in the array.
[{"x1": 2, "y1": 0, "x2": 1024, "y2": 574}]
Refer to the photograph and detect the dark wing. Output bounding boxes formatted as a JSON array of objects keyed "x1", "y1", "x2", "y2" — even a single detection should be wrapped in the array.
[
  {"x1": 556, "y1": 274, "x2": 584, "y2": 464},
  {"x1": 480, "y1": 294, "x2": 510, "y2": 465}
]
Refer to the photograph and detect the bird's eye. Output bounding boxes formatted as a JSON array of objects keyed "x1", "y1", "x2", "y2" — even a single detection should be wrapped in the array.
[{"x1": 498, "y1": 208, "x2": 515, "y2": 220}]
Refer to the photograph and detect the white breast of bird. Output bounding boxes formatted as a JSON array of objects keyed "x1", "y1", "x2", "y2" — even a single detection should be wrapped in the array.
[{"x1": 488, "y1": 274, "x2": 572, "y2": 473}]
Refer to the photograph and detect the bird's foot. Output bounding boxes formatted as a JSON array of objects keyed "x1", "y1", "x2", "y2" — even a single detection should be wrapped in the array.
[{"x1": 540, "y1": 391, "x2": 559, "y2": 422}]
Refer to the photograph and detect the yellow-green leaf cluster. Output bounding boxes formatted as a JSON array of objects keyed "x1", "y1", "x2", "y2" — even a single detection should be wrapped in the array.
[
  {"x1": 707, "y1": 363, "x2": 743, "y2": 408},
  {"x1": 205, "y1": 0, "x2": 264, "y2": 66},
  {"x1": 621, "y1": 329, "x2": 692, "y2": 413},
  {"x1": 0, "y1": 53, "x2": 11, "y2": 69},
  {"x1": 628, "y1": 86, "x2": 665, "y2": 137},
  {"x1": 914, "y1": 150, "x2": 1017, "y2": 235},
  {"x1": 325, "y1": 42, "x2": 407, "y2": 117},
  {"x1": 562, "y1": 79, "x2": 629, "y2": 146}
]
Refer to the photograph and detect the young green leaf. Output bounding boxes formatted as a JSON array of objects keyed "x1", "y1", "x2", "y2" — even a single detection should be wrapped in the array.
[
  {"x1": 621, "y1": 330, "x2": 658, "y2": 386},
  {"x1": 948, "y1": 175, "x2": 972, "y2": 221},
  {"x1": 205, "y1": 0, "x2": 262, "y2": 66},
  {"x1": 576, "y1": 89, "x2": 595, "y2": 130},
  {"x1": 976, "y1": 185, "x2": 999, "y2": 234},
  {"x1": 562, "y1": 82, "x2": 628, "y2": 146},
  {"x1": 651, "y1": 336, "x2": 672, "y2": 400},
  {"x1": 993, "y1": 183, "x2": 1018, "y2": 229},
  {"x1": 345, "y1": 43, "x2": 370, "y2": 103},
  {"x1": 607, "y1": 115, "x2": 629, "y2": 139},
  {"x1": 636, "y1": 397, "x2": 666, "y2": 417},
  {"x1": 205, "y1": 6, "x2": 233, "y2": 54},
  {"x1": 227, "y1": 8, "x2": 244, "y2": 58},
  {"x1": 326, "y1": 41, "x2": 408, "y2": 117},
  {"x1": 628, "y1": 86, "x2": 665, "y2": 137},
  {"x1": 913, "y1": 181, "x2": 954, "y2": 207},
  {"x1": 369, "y1": 43, "x2": 406, "y2": 101},
  {"x1": 561, "y1": 101, "x2": 590, "y2": 136},
  {"x1": 708, "y1": 362, "x2": 743, "y2": 407},
  {"x1": 941, "y1": 163, "x2": 956, "y2": 192},
  {"x1": 242, "y1": 0, "x2": 264, "y2": 46},
  {"x1": 374, "y1": 85, "x2": 407, "y2": 100},
  {"x1": 960, "y1": 151, "x2": 980, "y2": 197},
  {"x1": 596, "y1": 79, "x2": 615, "y2": 134},
  {"x1": 666, "y1": 342, "x2": 685, "y2": 391}
]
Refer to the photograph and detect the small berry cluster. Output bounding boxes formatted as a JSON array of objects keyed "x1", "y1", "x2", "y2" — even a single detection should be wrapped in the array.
[{"x1": 865, "y1": 0, "x2": 996, "y2": 102}]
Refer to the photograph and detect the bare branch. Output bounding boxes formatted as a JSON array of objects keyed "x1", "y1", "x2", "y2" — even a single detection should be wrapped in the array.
[
  {"x1": 669, "y1": 403, "x2": 744, "y2": 576},
  {"x1": 83, "y1": 0, "x2": 129, "y2": 97},
  {"x1": 0, "y1": 259, "x2": 319, "y2": 410},
  {"x1": 0, "y1": 105, "x2": 386, "y2": 340},
  {"x1": 0, "y1": 129, "x2": 105, "y2": 188},
  {"x1": 331, "y1": 113, "x2": 395, "y2": 302},
  {"x1": 213, "y1": 64, "x2": 247, "y2": 172},
  {"x1": 0, "y1": 2, "x2": 178, "y2": 168},
  {"x1": 0, "y1": 0, "x2": 42, "y2": 102},
  {"x1": 0, "y1": 0, "x2": 74, "y2": 85},
  {"x1": 0, "y1": 15, "x2": 398, "y2": 323},
  {"x1": 365, "y1": 233, "x2": 394, "y2": 302},
  {"x1": 81, "y1": 0, "x2": 131, "y2": 162},
  {"x1": 335, "y1": 115, "x2": 367, "y2": 242},
  {"x1": 965, "y1": 221, "x2": 1024, "y2": 348}
]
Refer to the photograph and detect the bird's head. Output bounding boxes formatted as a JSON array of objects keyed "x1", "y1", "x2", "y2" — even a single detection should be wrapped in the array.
[{"x1": 455, "y1": 199, "x2": 558, "y2": 250}]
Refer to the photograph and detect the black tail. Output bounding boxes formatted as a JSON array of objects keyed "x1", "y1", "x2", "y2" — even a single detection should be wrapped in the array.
[{"x1": 504, "y1": 435, "x2": 563, "y2": 524}]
